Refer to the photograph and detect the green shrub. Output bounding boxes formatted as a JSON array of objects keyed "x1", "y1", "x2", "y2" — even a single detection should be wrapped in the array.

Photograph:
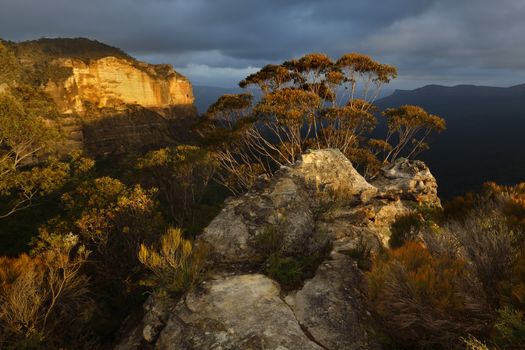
[
  {"x1": 138, "y1": 227, "x2": 208, "y2": 294},
  {"x1": 345, "y1": 236, "x2": 373, "y2": 271},
  {"x1": 264, "y1": 249, "x2": 329, "y2": 291},
  {"x1": 265, "y1": 254, "x2": 304, "y2": 289},
  {"x1": 389, "y1": 212, "x2": 425, "y2": 248},
  {"x1": 494, "y1": 307, "x2": 525, "y2": 347},
  {"x1": 255, "y1": 222, "x2": 330, "y2": 290}
]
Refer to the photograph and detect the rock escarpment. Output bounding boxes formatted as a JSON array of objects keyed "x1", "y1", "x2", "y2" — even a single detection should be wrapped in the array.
[
  {"x1": 46, "y1": 55, "x2": 196, "y2": 157},
  {"x1": 117, "y1": 149, "x2": 440, "y2": 350},
  {"x1": 44, "y1": 56, "x2": 193, "y2": 115},
  {"x1": 3, "y1": 38, "x2": 197, "y2": 157}
]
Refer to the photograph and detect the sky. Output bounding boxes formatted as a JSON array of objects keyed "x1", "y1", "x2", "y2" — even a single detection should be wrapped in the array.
[{"x1": 1, "y1": 0, "x2": 524, "y2": 89}]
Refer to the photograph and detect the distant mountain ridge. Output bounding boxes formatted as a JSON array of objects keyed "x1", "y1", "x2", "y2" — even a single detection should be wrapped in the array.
[{"x1": 375, "y1": 83, "x2": 525, "y2": 198}]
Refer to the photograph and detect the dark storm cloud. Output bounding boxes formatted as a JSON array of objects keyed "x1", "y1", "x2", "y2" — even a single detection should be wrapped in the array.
[{"x1": 0, "y1": 0, "x2": 524, "y2": 87}]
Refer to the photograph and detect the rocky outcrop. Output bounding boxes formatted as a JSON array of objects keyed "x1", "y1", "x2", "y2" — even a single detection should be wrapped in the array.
[
  {"x1": 117, "y1": 149, "x2": 440, "y2": 349},
  {"x1": 373, "y1": 158, "x2": 440, "y2": 206},
  {"x1": 200, "y1": 149, "x2": 380, "y2": 266}
]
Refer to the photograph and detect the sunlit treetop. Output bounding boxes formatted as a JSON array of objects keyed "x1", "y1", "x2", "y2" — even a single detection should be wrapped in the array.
[
  {"x1": 239, "y1": 64, "x2": 296, "y2": 92},
  {"x1": 336, "y1": 53, "x2": 397, "y2": 82},
  {"x1": 383, "y1": 105, "x2": 446, "y2": 131},
  {"x1": 283, "y1": 53, "x2": 334, "y2": 74},
  {"x1": 206, "y1": 93, "x2": 253, "y2": 117}
]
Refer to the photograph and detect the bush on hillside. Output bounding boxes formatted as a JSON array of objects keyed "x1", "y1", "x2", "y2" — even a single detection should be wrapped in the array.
[
  {"x1": 425, "y1": 203, "x2": 520, "y2": 307},
  {"x1": 367, "y1": 242, "x2": 492, "y2": 348},
  {"x1": 138, "y1": 227, "x2": 207, "y2": 294},
  {"x1": 0, "y1": 234, "x2": 92, "y2": 348}
]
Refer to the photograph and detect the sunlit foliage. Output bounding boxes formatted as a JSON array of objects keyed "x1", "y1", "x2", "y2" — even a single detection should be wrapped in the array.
[
  {"x1": 138, "y1": 227, "x2": 207, "y2": 294},
  {"x1": 202, "y1": 52, "x2": 445, "y2": 193},
  {"x1": 0, "y1": 86, "x2": 71, "y2": 219},
  {"x1": 0, "y1": 234, "x2": 91, "y2": 347}
]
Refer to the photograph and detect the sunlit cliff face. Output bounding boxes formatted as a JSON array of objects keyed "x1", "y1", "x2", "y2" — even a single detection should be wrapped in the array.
[{"x1": 43, "y1": 56, "x2": 194, "y2": 114}]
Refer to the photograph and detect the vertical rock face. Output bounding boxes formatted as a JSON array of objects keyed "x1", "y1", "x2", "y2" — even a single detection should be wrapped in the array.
[
  {"x1": 116, "y1": 149, "x2": 441, "y2": 350},
  {"x1": 44, "y1": 57, "x2": 194, "y2": 114},
  {"x1": 45, "y1": 56, "x2": 197, "y2": 157}
]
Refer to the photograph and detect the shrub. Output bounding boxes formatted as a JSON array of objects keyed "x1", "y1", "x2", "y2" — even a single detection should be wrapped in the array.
[
  {"x1": 265, "y1": 255, "x2": 304, "y2": 289},
  {"x1": 367, "y1": 242, "x2": 491, "y2": 348},
  {"x1": 428, "y1": 204, "x2": 520, "y2": 307},
  {"x1": 484, "y1": 182, "x2": 525, "y2": 230},
  {"x1": 255, "y1": 221, "x2": 331, "y2": 290},
  {"x1": 389, "y1": 206, "x2": 442, "y2": 249},
  {"x1": 389, "y1": 212, "x2": 425, "y2": 248},
  {"x1": 443, "y1": 192, "x2": 478, "y2": 221},
  {"x1": 494, "y1": 307, "x2": 525, "y2": 347},
  {"x1": 345, "y1": 236, "x2": 373, "y2": 271},
  {"x1": 43, "y1": 177, "x2": 165, "y2": 288},
  {"x1": 461, "y1": 335, "x2": 490, "y2": 350},
  {"x1": 138, "y1": 227, "x2": 207, "y2": 294},
  {"x1": 499, "y1": 247, "x2": 525, "y2": 311},
  {"x1": 0, "y1": 234, "x2": 91, "y2": 347},
  {"x1": 136, "y1": 146, "x2": 216, "y2": 230},
  {"x1": 264, "y1": 247, "x2": 330, "y2": 291}
]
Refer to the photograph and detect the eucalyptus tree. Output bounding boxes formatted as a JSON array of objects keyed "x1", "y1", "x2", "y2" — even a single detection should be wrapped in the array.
[{"x1": 202, "y1": 52, "x2": 445, "y2": 193}]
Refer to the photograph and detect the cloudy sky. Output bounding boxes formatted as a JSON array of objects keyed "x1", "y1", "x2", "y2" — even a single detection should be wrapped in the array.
[{"x1": 1, "y1": 0, "x2": 524, "y2": 89}]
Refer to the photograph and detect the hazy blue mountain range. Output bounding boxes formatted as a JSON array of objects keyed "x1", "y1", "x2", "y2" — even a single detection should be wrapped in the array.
[{"x1": 375, "y1": 84, "x2": 525, "y2": 198}]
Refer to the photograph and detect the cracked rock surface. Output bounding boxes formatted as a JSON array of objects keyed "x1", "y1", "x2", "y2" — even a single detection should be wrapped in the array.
[{"x1": 115, "y1": 149, "x2": 440, "y2": 349}]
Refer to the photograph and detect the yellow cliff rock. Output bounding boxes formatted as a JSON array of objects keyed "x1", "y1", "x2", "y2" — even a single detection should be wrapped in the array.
[{"x1": 44, "y1": 56, "x2": 194, "y2": 114}]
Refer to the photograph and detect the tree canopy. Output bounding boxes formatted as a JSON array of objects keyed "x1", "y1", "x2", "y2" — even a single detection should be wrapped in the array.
[
  {"x1": 200, "y1": 52, "x2": 445, "y2": 193},
  {"x1": 0, "y1": 86, "x2": 70, "y2": 218}
]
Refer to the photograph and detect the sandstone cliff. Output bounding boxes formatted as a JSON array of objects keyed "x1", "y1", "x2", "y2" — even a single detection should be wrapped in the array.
[
  {"x1": 43, "y1": 57, "x2": 194, "y2": 115},
  {"x1": 46, "y1": 55, "x2": 197, "y2": 156},
  {"x1": 117, "y1": 149, "x2": 440, "y2": 350},
  {"x1": 2, "y1": 38, "x2": 197, "y2": 156}
]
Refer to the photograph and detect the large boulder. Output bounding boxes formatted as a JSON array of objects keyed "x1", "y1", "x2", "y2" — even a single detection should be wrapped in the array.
[
  {"x1": 199, "y1": 169, "x2": 316, "y2": 266},
  {"x1": 156, "y1": 274, "x2": 322, "y2": 350},
  {"x1": 285, "y1": 246, "x2": 376, "y2": 350}
]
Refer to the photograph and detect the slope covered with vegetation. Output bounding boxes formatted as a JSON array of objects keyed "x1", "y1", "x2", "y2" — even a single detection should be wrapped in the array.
[{"x1": 1, "y1": 43, "x2": 523, "y2": 349}]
